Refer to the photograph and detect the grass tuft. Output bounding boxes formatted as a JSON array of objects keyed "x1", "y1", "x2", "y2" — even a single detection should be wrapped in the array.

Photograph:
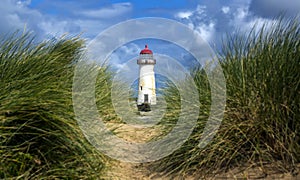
[
  {"x1": 151, "y1": 17, "x2": 300, "y2": 178},
  {"x1": 0, "y1": 32, "x2": 106, "y2": 179}
]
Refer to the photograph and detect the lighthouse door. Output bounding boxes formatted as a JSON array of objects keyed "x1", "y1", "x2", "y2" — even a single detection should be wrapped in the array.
[{"x1": 144, "y1": 94, "x2": 149, "y2": 103}]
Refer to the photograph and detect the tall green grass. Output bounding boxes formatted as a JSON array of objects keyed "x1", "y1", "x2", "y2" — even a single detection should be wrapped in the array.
[
  {"x1": 152, "y1": 17, "x2": 300, "y2": 177},
  {"x1": 0, "y1": 33, "x2": 106, "y2": 179}
]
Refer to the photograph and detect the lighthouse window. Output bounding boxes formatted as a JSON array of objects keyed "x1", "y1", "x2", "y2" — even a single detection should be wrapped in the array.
[
  {"x1": 140, "y1": 86, "x2": 142, "y2": 90},
  {"x1": 144, "y1": 94, "x2": 149, "y2": 103}
]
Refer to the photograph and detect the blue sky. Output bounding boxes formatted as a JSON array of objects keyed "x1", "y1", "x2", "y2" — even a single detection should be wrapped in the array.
[
  {"x1": 1, "y1": 0, "x2": 299, "y2": 69},
  {"x1": 3, "y1": 0, "x2": 299, "y2": 40}
]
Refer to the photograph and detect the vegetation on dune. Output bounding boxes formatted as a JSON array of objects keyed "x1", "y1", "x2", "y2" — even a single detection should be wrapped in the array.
[
  {"x1": 0, "y1": 16, "x2": 299, "y2": 179},
  {"x1": 95, "y1": 68, "x2": 122, "y2": 123},
  {"x1": 152, "y1": 17, "x2": 300, "y2": 177},
  {"x1": 0, "y1": 32, "x2": 107, "y2": 179}
]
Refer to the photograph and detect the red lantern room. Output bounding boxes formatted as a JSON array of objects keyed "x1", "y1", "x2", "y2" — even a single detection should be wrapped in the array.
[
  {"x1": 140, "y1": 45, "x2": 153, "y2": 54},
  {"x1": 137, "y1": 45, "x2": 156, "y2": 65}
]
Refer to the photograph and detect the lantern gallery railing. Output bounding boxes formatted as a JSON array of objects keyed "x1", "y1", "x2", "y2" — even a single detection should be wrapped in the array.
[{"x1": 137, "y1": 58, "x2": 156, "y2": 64}]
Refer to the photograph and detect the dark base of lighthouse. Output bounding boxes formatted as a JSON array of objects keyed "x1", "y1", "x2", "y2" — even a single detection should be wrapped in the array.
[{"x1": 137, "y1": 103, "x2": 151, "y2": 112}]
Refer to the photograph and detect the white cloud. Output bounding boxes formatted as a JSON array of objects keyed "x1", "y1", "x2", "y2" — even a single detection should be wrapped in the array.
[
  {"x1": 174, "y1": 0, "x2": 285, "y2": 48},
  {"x1": 174, "y1": 5, "x2": 215, "y2": 42},
  {"x1": 0, "y1": 0, "x2": 41, "y2": 35},
  {"x1": 119, "y1": 43, "x2": 140, "y2": 56},
  {"x1": 0, "y1": 1, "x2": 133, "y2": 40},
  {"x1": 176, "y1": 11, "x2": 193, "y2": 19},
  {"x1": 79, "y1": 3, "x2": 132, "y2": 19},
  {"x1": 235, "y1": 7, "x2": 248, "y2": 19},
  {"x1": 109, "y1": 43, "x2": 141, "y2": 69},
  {"x1": 17, "y1": 0, "x2": 31, "y2": 6},
  {"x1": 72, "y1": 19, "x2": 110, "y2": 38},
  {"x1": 230, "y1": 5, "x2": 277, "y2": 34},
  {"x1": 38, "y1": 20, "x2": 81, "y2": 37},
  {"x1": 194, "y1": 22, "x2": 215, "y2": 43},
  {"x1": 221, "y1": 6, "x2": 230, "y2": 14},
  {"x1": 240, "y1": 17, "x2": 277, "y2": 33}
]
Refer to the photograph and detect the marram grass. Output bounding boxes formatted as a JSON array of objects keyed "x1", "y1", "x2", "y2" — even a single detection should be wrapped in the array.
[
  {"x1": 151, "y1": 17, "x2": 300, "y2": 178},
  {"x1": 2, "y1": 16, "x2": 298, "y2": 179},
  {"x1": 0, "y1": 32, "x2": 107, "y2": 179}
]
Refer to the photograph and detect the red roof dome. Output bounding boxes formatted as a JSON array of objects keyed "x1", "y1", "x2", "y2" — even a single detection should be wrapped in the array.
[{"x1": 140, "y1": 45, "x2": 153, "y2": 54}]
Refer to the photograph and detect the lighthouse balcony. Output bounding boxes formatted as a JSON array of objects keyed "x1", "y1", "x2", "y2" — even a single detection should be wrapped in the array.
[{"x1": 137, "y1": 59, "x2": 156, "y2": 64}]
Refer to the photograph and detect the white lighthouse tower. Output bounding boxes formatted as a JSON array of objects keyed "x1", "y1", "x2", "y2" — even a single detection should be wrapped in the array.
[{"x1": 137, "y1": 45, "x2": 156, "y2": 109}]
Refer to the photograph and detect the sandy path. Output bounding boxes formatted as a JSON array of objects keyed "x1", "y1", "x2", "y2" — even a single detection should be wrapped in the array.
[
  {"x1": 101, "y1": 101, "x2": 168, "y2": 179},
  {"x1": 100, "y1": 104, "x2": 299, "y2": 179},
  {"x1": 102, "y1": 120, "x2": 300, "y2": 180},
  {"x1": 102, "y1": 120, "x2": 164, "y2": 179}
]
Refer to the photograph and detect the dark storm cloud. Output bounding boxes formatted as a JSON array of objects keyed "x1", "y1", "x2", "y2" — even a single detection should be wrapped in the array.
[{"x1": 249, "y1": 0, "x2": 300, "y2": 18}]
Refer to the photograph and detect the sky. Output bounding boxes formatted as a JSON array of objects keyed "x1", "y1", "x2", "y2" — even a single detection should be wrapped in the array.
[{"x1": 1, "y1": 0, "x2": 299, "y2": 69}]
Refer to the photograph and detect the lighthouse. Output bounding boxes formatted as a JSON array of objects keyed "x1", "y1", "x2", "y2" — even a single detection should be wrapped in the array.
[{"x1": 137, "y1": 45, "x2": 156, "y2": 111}]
